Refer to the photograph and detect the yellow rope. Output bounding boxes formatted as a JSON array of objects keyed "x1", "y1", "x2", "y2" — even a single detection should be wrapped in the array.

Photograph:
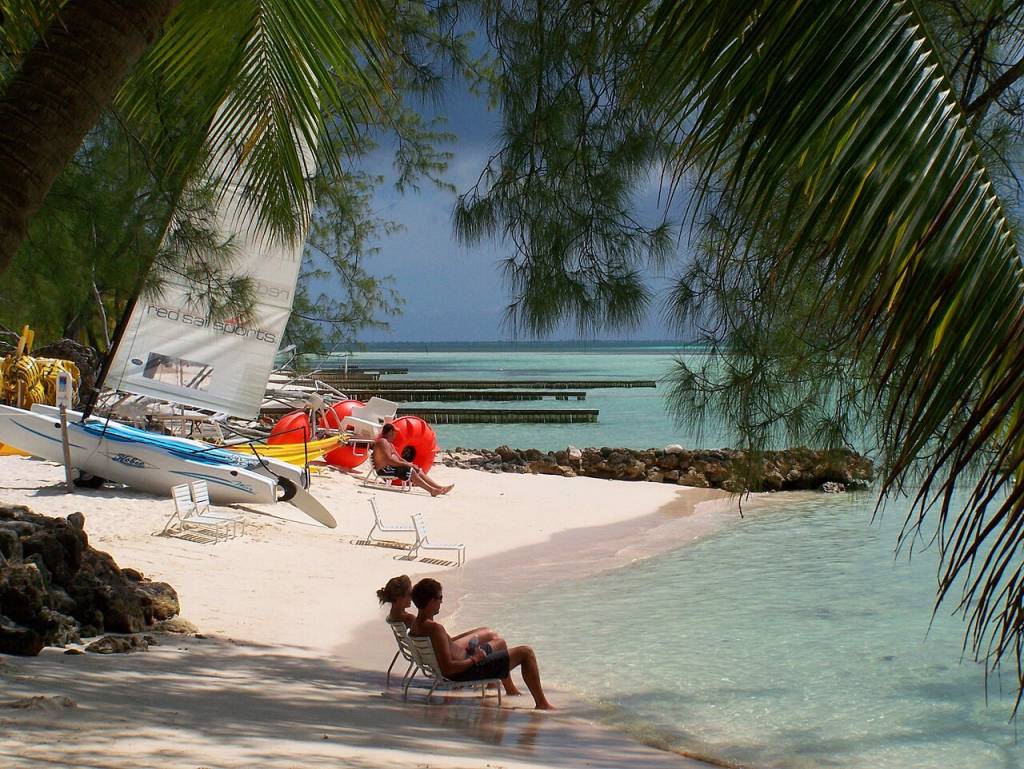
[{"x1": 0, "y1": 327, "x2": 82, "y2": 408}]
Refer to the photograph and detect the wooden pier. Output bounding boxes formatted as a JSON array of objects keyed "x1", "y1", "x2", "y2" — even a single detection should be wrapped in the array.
[
  {"x1": 315, "y1": 378, "x2": 655, "y2": 390},
  {"x1": 267, "y1": 371, "x2": 658, "y2": 425},
  {"x1": 344, "y1": 390, "x2": 586, "y2": 402},
  {"x1": 303, "y1": 367, "x2": 408, "y2": 375},
  {"x1": 396, "y1": 407, "x2": 599, "y2": 424}
]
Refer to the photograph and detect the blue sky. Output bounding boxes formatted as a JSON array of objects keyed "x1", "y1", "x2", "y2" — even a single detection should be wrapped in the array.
[{"x1": 354, "y1": 76, "x2": 688, "y2": 344}]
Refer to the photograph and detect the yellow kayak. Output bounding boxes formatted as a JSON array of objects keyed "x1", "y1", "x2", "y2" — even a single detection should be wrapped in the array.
[
  {"x1": 227, "y1": 435, "x2": 342, "y2": 465},
  {"x1": 0, "y1": 442, "x2": 29, "y2": 457}
]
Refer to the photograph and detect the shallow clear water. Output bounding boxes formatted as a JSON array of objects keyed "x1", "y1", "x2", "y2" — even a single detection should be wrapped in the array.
[
  {"x1": 484, "y1": 492, "x2": 1024, "y2": 769},
  {"x1": 336, "y1": 346, "x2": 1020, "y2": 767}
]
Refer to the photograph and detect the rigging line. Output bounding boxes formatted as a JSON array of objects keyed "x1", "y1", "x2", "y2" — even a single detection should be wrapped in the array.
[{"x1": 80, "y1": 292, "x2": 143, "y2": 422}]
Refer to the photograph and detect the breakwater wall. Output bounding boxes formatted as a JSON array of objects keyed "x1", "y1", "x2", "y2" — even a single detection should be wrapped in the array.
[{"x1": 441, "y1": 445, "x2": 874, "y2": 493}]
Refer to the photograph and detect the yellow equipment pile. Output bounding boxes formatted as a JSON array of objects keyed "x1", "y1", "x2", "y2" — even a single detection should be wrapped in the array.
[
  {"x1": 0, "y1": 326, "x2": 82, "y2": 456},
  {"x1": 0, "y1": 326, "x2": 81, "y2": 409}
]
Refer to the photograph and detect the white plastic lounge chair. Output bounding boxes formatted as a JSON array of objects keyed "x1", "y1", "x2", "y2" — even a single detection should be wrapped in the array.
[
  {"x1": 340, "y1": 396, "x2": 399, "y2": 439},
  {"x1": 404, "y1": 634, "x2": 502, "y2": 705},
  {"x1": 361, "y1": 463, "x2": 413, "y2": 492},
  {"x1": 410, "y1": 512, "x2": 465, "y2": 566},
  {"x1": 367, "y1": 498, "x2": 416, "y2": 545},
  {"x1": 363, "y1": 396, "x2": 399, "y2": 423},
  {"x1": 386, "y1": 620, "x2": 420, "y2": 688},
  {"x1": 162, "y1": 484, "x2": 236, "y2": 542},
  {"x1": 189, "y1": 480, "x2": 246, "y2": 537}
]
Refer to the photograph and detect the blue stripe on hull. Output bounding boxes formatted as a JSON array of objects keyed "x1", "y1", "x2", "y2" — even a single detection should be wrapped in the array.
[
  {"x1": 10, "y1": 419, "x2": 89, "y2": 450},
  {"x1": 77, "y1": 421, "x2": 258, "y2": 469}
]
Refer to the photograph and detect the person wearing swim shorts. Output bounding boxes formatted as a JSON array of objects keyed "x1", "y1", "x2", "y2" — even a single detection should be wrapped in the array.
[
  {"x1": 373, "y1": 423, "x2": 454, "y2": 497},
  {"x1": 376, "y1": 574, "x2": 516, "y2": 685},
  {"x1": 409, "y1": 578, "x2": 554, "y2": 709}
]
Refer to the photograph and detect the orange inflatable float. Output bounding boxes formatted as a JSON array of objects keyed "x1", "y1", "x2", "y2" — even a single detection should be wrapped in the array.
[
  {"x1": 268, "y1": 411, "x2": 312, "y2": 444},
  {"x1": 320, "y1": 400, "x2": 369, "y2": 469},
  {"x1": 389, "y1": 415, "x2": 438, "y2": 475},
  {"x1": 268, "y1": 406, "x2": 439, "y2": 478}
]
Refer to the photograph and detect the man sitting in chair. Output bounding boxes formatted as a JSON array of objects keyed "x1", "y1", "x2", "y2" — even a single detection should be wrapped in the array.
[
  {"x1": 410, "y1": 578, "x2": 555, "y2": 710},
  {"x1": 373, "y1": 423, "x2": 454, "y2": 496}
]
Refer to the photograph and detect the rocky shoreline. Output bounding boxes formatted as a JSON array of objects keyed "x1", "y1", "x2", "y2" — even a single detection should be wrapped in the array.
[
  {"x1": 441, "y1": 445, "x2": 874, "y2": 492},
  {"x1": 0, "y1": 505, "x2": 181, "y2": 656}
]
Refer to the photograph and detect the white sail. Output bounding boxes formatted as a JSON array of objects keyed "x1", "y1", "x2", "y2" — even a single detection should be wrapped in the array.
[{"x1": 106, "y1": 116, "x2": 316, "y2": 419}]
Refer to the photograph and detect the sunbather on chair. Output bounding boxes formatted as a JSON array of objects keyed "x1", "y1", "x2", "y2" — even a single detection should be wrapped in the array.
[
  {"x1": 373, "y1": 424, "x2": 453, "y2": 497},
  {"x1": 377, "y1": 575, "x2": 513, "y2": 685},
  {"x1": 409, "y1": 578, "x2": 554, "y2": 709}
]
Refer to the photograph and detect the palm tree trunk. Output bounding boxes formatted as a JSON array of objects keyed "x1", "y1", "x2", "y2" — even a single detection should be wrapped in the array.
[{"x1": 0, "y1": 0, "x2": 180, "y2": 274}]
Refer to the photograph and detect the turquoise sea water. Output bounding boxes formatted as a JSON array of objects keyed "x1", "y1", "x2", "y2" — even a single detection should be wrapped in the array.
[
  {"x1": 342, "y1": 345, "x2": 1022, "y2": 768},
  {"x1": 319, "y1": 345, "x2": 735, "y2": 451}
]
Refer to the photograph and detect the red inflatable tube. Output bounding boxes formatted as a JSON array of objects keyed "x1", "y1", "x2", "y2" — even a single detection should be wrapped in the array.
[
  {"x1": 321, "y1": 400, "x2": 369, "y2": 469},
  {"x1": 389, "y1": 415, "x2": 438, "y2": 475},
  {"x1": 268, "y1": 411, "x2": 312, "y2": 444}
]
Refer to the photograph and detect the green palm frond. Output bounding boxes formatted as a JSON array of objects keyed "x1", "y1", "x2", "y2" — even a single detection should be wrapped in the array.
[
  {"x1": 0, "y1": 0, "x2": 65, "y2": 69},
  {"x1": 614, "y1": 0, "x2": 1024, "y2": 699},
  {"x1": 116, "y1": 0, "x2": 387, "y2": 243}
]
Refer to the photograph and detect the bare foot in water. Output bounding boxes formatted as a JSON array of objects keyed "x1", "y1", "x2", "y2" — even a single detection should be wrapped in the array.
[{"x1": 535, "y1": 702, "x2": 556, "y2": 710}]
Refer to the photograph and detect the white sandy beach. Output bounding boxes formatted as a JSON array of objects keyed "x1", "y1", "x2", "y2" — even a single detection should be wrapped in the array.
[{"x1": 0, "y1": 454, "x2": 741, "y2": 769}]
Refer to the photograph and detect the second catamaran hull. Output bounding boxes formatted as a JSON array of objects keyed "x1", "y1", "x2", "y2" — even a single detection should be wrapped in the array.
[{"x1": 0, "y1": 404, "x2": 336, "y2": 527}]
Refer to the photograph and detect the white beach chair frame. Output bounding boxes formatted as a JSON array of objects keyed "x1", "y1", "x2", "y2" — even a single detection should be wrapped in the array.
[
  {"x1": 361, "y1": 463, "x2": 413, "y2": 492},
  {"x1": 367, "y1": 498, "x2": 416, "y2": 546},
  {"x1": 410, "y1": 512, "x2": 465, "y2": 567},
  {"x1": 189, "y1": 480, "x2": 246, "y2": 537},
  {"x1": 386, "y1": 620, "x2": 420, "y2": 688},
  {"x1": 404, "y1": 635, "x2": 502, "y2": 705},
  {"x1": 162, "y1": 484, "x2": 238, "y2": 542}
]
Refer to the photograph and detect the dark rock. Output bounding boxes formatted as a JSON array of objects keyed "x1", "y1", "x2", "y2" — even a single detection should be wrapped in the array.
[
  {"x1": 438, "y1": 445, "x2": 874, "y2": 492},
  {"x1": 656, "y1": 453, "x2": 679, "y2": 471},
  {"x1": 762, "y1": 470, "x2": 784, "y2": 491},
  {"x1": 38, "y1": 609, "x2": 81, "y2": 646},
  {"x1": 0, "y1": 505, "x2": 180, "y2": 654},
  {"x1": 85, "y1": 634, "x2": 149, "y2": 654},
  {"x1": 21, "y1": 524, "x2": 83, "y2": 586},
  {"x1": 154, "y1": 617, "x2": 198, "y2": 635},
  {"x1": 678, "y1": 469, "x2": 710, "y2": 488},
  {"x1": 134, "y1": 581, "x2": 179, "y2": 622},
  {"x1": 0, "y1": 529, "x2": 21, "y2": 562},
  {"x1": 0, "y1": 563, "x2": 51, "y2": 626},
  {"x1": 607, "y1": 451, "x2": 629, "y2": 466},
  {"x1": 704, "y1": 462, "x2": 731, "y2": 484},
  {"x1": 0, "y1": 616, "x2": 44, "y2": 656},
  {"x1": 96, "y1": 585, "x2": 147, "y2": 633}
]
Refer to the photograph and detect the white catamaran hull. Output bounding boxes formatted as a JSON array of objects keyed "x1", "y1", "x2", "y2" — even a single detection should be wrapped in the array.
[{"x1": 0, "y1": 404, "x2": 336, "y2": 528}]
